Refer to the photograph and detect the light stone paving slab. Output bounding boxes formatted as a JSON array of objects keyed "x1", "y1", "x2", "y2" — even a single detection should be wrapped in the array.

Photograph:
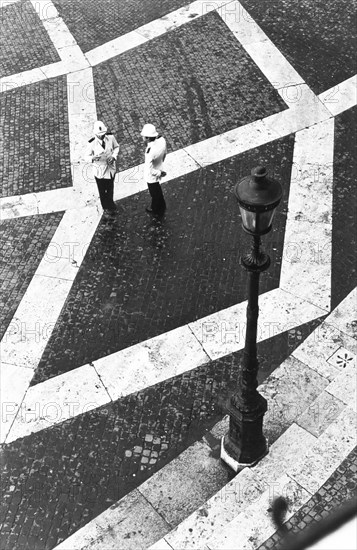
[
  {"x1": 0, "y1": 67, "x2": 47, "y2": 93},
  {"x1": 318, "y1": 74, "x2": 357, "y2": 116},
  {"x1": 85, "y1": 32, "x2": 147, "y2": 66},
  {"x1": 250, "y1": 423, "x2": 317, "y2": 488},
  {"x1": 56, "y1": 46, "x2": 90, "y2": 73},
  {"x1": 221, "y1": 1, "x2": 269, "y2": 46},
  {"x1": 288, "y1": 119, "x2": 334, "y2": 224},
  {"x1": 260, "y1": 356, "x2": 329, "y2": 441},
  {"x1": 160, "y1": 468, "x2": 266, "y2": 550},
  {"x1": 42, "y1": 17, "x2": 77, "y2": 49},
  {"x1": 263, "y1": 93, "x2": 332, "y2": 138},
  {"x1": 36, "y1": 207, "x2": 101, "y2": 263},
  {"x1": 36, "y1": 188, "x2": 76, "y2": 216},
  {"x1": 296, "y1": 391, "x2": 346, "y2": 438},
  {"x1": 139, "y1": 440, "x2": 229, "y2": 528},
  {"x1": 0, "y1": 364, "x2": 34, "y2": 442},
  {"x1": 0, "y1": 193, "x2": 39, "y2": 220},
  {"x1": 325, "y1": 360, "x2": 357, "y2": 410},
  {"x1": 54, "y1": 489, "x2": 170, "y2": 550},
  {"x1": 189, "y1": 288, "x2": 326, "y2": 360},
  {"x1": 206, "y1": 473, "x2": 312, "y2": 550},
  {"x1": 279, "y1": 218, "x2": 332, "y2": 312},
  {"x1": 5, "y1": 365, "x2": 110, "y2": 443},
  {"x1": 67, "y1": 67, "x2": 98, "y2": 191},
  {"x1": 95, "y1": 326, "x2": 210, "y2": 401},
  {"x1": 34, "y1": 256, "x2": 81, "y2": 281},
  {"x1": 293, "y1": 320, "x2": 357, "y2": 382},
  {"x1": 327, "y1": 346, "x2": 356, "y2": 369},
  {"x1": 0, "y1": 275, "x2": 73, "y2": 370},
  {"x1": 183, "y1": 119, "x2": 279, "y2": 168},
  {"x1": 38, "y1": 61, "x2": 67, "y2": 80},
  {"x1": 288, "y1": 406, "x2": 357, "y2": 494},
  {"x1": 326, "y1": 287, "x2": 357, "y2": 340}
]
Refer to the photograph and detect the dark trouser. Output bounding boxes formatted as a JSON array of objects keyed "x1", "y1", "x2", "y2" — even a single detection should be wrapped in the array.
[
  {"x1": 95, "y1": 176, "x2": 115, "y2": 209},
  {"x1": 148, "y1": 182, "x2": 166, "y2": 214}
]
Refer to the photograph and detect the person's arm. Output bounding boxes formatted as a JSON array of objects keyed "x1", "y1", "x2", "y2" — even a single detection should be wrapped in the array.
[
  {"x1": 112, "y1": 136, "x2": 119, "y2": 160},
  {"x1": 86, "y1": 139, "x2": 95, "y2": 163}
]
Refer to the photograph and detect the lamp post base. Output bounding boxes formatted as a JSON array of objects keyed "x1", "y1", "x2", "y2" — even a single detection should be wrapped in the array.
[
  {"x1": 220, "y1": 393, "x2": 269, "y2": 472},
  {"x1": 221, "y1": 434, "x2": 269, "y2": 473}
]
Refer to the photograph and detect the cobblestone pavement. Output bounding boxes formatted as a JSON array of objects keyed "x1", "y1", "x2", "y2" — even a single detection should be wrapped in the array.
[
  {"x1": 240, "y1": 0, "x2": 357, "y2": 95},
  {"x1": 52, "y1": 0, "x2": 198, "y2": 52},
  {"x1": 33, "y1": 135, "x2": 294, "y2": 383},
  {"x1": 0, "y1": 1, "x2": 60, "y2": 78},
  {"x1": 94, "y1": 11, "x2": 286, "y2": 172},
  {"x1": 0, "y1": 212, "x2": 64, "y2": 339},
  {"x1": 331, "y1": 106, "x2": 357, "y2": 310},
  {"x1": 0, "y1": 0, "x2": 356, "y2": 549},
  {"x1": 258, "y1": 447, "x2": 357, "y2": 549},
  {"x1": 0, "y1": 78, "x2": 72, "y2": 197},
  {"x1": 0, "y1": 318, "x2": 322, "y2": 550}
]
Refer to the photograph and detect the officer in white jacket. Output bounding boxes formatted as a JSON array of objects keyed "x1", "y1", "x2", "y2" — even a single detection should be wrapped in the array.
[
  {"x1": 141, "y1": 123, "x2": 167, "y2": 215},
  {"x1": 87, "y1": 120, "x2": 119, "y2": 212}
]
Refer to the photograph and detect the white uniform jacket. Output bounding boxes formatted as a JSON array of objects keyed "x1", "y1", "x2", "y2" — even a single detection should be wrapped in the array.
[
  {"x1": 87, "y1": 133, "x2": 119, "y2": 179},
  {"x1": 144, "y1": 136, "x2": 167, "y2": 183}
]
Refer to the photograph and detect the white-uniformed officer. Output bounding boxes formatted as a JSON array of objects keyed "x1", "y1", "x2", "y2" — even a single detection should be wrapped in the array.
[
  {"x1": 87, "y1": 120, "x2": 119, "y2": 212},
  {"x1": 141, "y1": 123, "x2": 167, "y2": 215}
]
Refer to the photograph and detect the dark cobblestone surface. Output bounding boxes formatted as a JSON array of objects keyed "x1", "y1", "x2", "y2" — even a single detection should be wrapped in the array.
[
  {"x1": 52, "y1": 0, "x2": 199, "y2": 52},
  {"x1": 0, "y1": 77, "x2": 72, "y2": 197},
  {"x1": 94, "y1": 11, "x2": 287, "y2": 172},
  {"x1": 0, "y1": 213, "x2": 64, "y2": 340},
  {"x1": 0, "y1": 0, "x2": 60, "y2": 78},
  {"x1": 0, "y1": 317, "x2": 323, "y2": 550},
  {"x1": 33, "y1": 135, "x2": 295, "y2": 384},
  {"x1": 240, "y1": 0, "x2": 357, "y2": 95},
  {"x1": 258, "y1": 446, "x2": 357, "y2": 550},
  {"x1": 331, "y1": 106, "x2": 357, "y2": 310}
]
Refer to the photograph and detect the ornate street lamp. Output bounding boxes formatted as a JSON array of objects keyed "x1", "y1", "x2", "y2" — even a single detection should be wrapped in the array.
[{"x1": 221, "y1": 166, "x2": 283, "y2": 472}]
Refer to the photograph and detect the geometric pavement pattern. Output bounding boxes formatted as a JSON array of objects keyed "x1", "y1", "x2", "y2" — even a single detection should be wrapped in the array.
[{"x1": 0, "y1": 0, "x2": 356, "y2": 548}]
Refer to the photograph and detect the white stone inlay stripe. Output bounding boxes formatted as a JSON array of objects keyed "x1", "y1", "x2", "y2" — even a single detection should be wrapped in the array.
[
  {"x1": 207, "y1": 473, "x2": 312, "y2": 550},
  {"x1": 49, "y1": 292, "x2": 355, "y2": 550},
  {"x1": 3, "y1": 288, "x2": 325, "y2": 443},
  {"x1": 0, "y1": 96, "x2": 337, "y2": 221},
  {"x1": 86, "y1": 0, "x2": 232, "y2": 65},
  {"x1": 0, "y1": 207, "x2": 102, "y2": 442},
  {"x1": 0, "y1": 0, "x2": 352, "y2": 453},
  {"x1": 318, "y1": 74, "x2": 357, "y2": 116},
  {"x1": 279, "y1": 119, "x2": 334, "y2": 312},
  {"x1": 5, "y1": 366, "x2": 111, "y2": 443},
  {"x1": 223, "y1": 1, "x2": 304, "y2": 93}
]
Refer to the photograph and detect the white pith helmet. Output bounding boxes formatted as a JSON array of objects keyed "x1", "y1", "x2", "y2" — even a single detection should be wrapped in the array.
[
  {"x1": 93, "y1": 120, "x2": 107, "y2": 135},
  {"x1": 140, "y1": 123, "x2": 158, "y2": 138}
]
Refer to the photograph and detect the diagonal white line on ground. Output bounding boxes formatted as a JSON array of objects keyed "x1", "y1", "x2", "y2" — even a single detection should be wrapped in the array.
[
  {"x1": 3, "y1": 288, "x2": 326, "y2": 443},
  {"x1": 52, "y1": 290, "x2": 357, "y2": 550},
  {"x1": 279, "y1": 118, "x2": 334, "y2": 312},
  {"x1": 0, "y1": 0, "x2": 350, "y2": 448},
  {"x1": 319, "y1": 74, "x2": 357, "y2": 116},
  {"x1": 1, "y1": 92, "x2": 342, "y2": 221},
  {"x1": 0, "y1": 0, "x2": 232, "y2": 93},
  {"x1": 0, "y1": 206, "x2": 103, "y2": 442}
]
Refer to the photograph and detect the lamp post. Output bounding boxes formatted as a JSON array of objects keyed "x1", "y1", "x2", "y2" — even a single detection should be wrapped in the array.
[{"x1": 221, "y1": 166, "x2": 283, "y2": 472}]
